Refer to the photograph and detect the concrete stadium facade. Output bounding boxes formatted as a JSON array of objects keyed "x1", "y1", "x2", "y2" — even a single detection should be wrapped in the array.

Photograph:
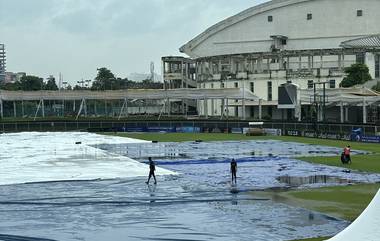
[{"x1": 179, "y1": 0, "x2": 380, "y2": 123}]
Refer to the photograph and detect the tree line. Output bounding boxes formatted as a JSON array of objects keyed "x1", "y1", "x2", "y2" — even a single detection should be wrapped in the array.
[{"x1": 0, "y1": 67, "x2": 163, "y2": 91}]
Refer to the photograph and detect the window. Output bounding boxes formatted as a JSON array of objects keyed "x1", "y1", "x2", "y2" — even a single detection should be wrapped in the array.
[
  {"x1": 281, "y1": 39, "x2": 287, "y2": 45},
  {"x1": 308, "y1": 80, "x2": 314, "y2": 89},
  {"x1": 357, "y1": 10, "x2": 363, "y2": 17},
  {"x1": 329, "y1": 79, "x2": 336, "y2": 89},
  {"x1": 267, "y1": 81, "x2": 273, "y2": 101},
  {"x1": 375, "y1": 55, "x2": 379, "y2": 78},
  {"x1": 307, "y1": 13, "x2": 312, "y2": 20},
  {"x1": 221, "y1": 82, "x2": 225, "y2": 88},
  {"x1": 356, "y1": 53, "x2": 365, "y2": 64},
  {"x1": 211, "y1": 83, "x2": 214, "y2": 89},
  {"x1": 268, "y1": 16, "x2": 273, "y2": 22},
  {"x1": 250, "y1": 82, "x2": 254, "y2": 93},
  {"x1": 234, "y1": 82, "x2": 239, "y2": 88}
]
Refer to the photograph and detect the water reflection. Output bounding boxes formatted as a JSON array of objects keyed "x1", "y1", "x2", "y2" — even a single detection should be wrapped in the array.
[{"x1": 277, "y1": 175, "x2": 354, "y2": 187}]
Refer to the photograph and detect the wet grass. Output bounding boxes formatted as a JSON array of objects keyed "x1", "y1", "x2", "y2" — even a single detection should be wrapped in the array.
[
  {"x1": 103, "y1": 132, "x2": 380, "y2": 240},
  {"x1": 104, "y1": 133, "x2": 380, "y2": 173},
  {"x1": 263, "y1": 183, "x2": 380, "y2": 222},
  {"x1": 293, "y1": 238, "x2": 328, "y2": 241}
]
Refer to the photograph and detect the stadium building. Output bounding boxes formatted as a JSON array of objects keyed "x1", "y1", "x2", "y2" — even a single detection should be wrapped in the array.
[{"x1": 175, "y1": 0, "x2": 380, "y2": 123}]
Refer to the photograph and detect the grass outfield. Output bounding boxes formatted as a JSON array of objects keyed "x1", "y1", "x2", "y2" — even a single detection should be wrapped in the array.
[
  {"x1": 256, "y1": 183, "x2": 380, "y2": 221},
  {"x1": 105, "y1": 133, "x2": 380, "y2": 173},
  {"x1": 103, "y1": 132, "x2": 380, "y2": 240}
]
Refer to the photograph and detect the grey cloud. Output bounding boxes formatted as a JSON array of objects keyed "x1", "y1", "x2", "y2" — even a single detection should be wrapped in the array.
[{"x1": 0, "y1": 0, "x2": 269, "y2": 82}]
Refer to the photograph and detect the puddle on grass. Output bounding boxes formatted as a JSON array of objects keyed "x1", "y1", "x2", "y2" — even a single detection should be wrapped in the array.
[{"x1": 277, "y1": 175, "x2": 355, "y2": 187}]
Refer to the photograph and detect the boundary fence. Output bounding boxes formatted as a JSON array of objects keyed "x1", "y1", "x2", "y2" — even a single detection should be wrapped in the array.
[{"x1": 0, "y1": 120, "x2": 379, "y2": 137}]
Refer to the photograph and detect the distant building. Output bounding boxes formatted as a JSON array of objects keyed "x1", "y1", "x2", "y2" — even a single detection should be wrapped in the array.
[
  {"x1": 4, "y1": 72, "x2": 26, "y2": 84},
  {"x1": 0, "y1": 44, "x2": 5, "y2": 83}
]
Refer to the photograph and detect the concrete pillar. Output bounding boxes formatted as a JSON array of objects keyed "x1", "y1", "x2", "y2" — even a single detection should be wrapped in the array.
[
  {"x1": 242, "y1": 98, "x2": 246, "y2": 120},
  {"x1": 340, "y1": 102, "x2": 344, "y2": 123},
  {"x1": 259, "y1": 99, "x2": 263, "y2": 120},
  {"x1": 204, "y1": 98, "x2": 208, "y2": 118},
  {"x1": 41, "y1": 99, "x2": 45, "y2": 117},
  {"x1": 13, "y1": 101, "x2": 17, "y2": 118},
  {"x1": 363, "y1": 98, "x2": 367, "y2": 124},
  {"x1": 308, "y1": 55, "x2": 312, "y2": 71},
  {"x1": 125, "y1": 99, "x2": 129, "y2": 117},
  {"x1": 211, "y1": 99, "x2": 215, "y2": 116},
  {"x1": 221, "y1": 98, "x2": 225, "y2": 119},
  {"x1": 320, "y1": 54, "x2": 323, "y2": 68},
  {"x1": 84, "y1": 99, "x2": 87, "y2": 117},
  {"x1": 257, "y1": 57, "x2": 263, "y2": 73},
  {"x1": 298, "y1": 55, "x2": 302, "y2": 70},
  {"x1": 365, "y1": 52, "x2": 376, "y2": 79},
  {"x1": 226, "y1": 98, "x2": 229, "y2": 119},
  {"x1": 94, "y1": 101, "x2": 97, "y2": 116},
  {"x1": 345, "y1": 106, "x2": 349, "y2": 122},
  {"x1": 168, "y1": 98, "x2": 171, "y2": 116},
  {"x1": 62, "y1": 99, "x2": 65, "y2": 117},
  {"x1": 104, "y1": 100, "x2": 107, "y2": 116},
  {"x1": 338, "y1": 54, "x2": 342, "y2": 69},
  {"x1": 0, "y1": 99, "x2": 3, "y2": 118},
  {"x1": 21, "y1": 100, "x2": 24, "y2": 117}
]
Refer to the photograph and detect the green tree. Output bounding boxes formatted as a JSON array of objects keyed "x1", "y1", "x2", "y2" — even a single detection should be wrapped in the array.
[
  {"x1": 45, "y1": 76, "x2": 58, "y2": 90},
  {"x1": 91, "y1": 67, "x2": 116, "y2": 90},
  {"x1": 0, "y1": 82, "x2": 20, "y2": 90},
  {"x1": 340, "y1": 63, "x2": 372, "y2": 87},
  {"x1": 19, "y1": 75, "x2": 44, "y2": 91}
]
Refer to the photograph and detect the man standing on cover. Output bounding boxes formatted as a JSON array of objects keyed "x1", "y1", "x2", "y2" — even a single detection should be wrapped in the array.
[
  {"x1": 231, "y1": 158, "x2": 237, "y2": 184},
  {"x1": 146, "y1": 157, "x2": 157, "y2": 185}
]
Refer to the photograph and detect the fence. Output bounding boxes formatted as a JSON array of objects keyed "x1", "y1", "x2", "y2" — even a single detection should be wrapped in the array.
[{"x1": 0, "y1": 120, "x2": 379, "y2": 136}]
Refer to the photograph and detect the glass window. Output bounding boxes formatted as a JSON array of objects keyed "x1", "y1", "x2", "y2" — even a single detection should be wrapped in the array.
[
  {"x1": 234, "y1": 82, "x2": 239, "y2": 88},
  {"x1": 267, "y1": 81, "x2": 272, "y2": 101},
  {"x1": 211, "y1": 83, "x2": 214, "y2": 89},
  {"x1": 329, "y1": 79, "x2": 336, "y2": 89},
  {"x1": 250, "y1": 82, "x2": 254, "y2": 93},
  {"x1": 357, "y1": 10, "x2": 363, "y2": 17},
  {"x1": 308, "y1": 80, "x2": 314, "y2": 89},
  {"x1": 307, "y1": 13, "x2": 312, "y2": 20},
  {"x1": 268, "y1": 16, "x2": 273, "y2": 22},
  {"x1": 221, "y1": 82, "x2": 225, "y2": 88}
]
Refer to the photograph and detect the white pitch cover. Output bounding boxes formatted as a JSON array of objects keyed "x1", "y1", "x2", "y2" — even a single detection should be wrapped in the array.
[{"x1": 328, "y1": 189, "x2": 380, "y2": 241}]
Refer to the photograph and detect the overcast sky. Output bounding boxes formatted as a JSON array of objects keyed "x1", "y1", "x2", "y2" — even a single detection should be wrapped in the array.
[{"x1": 0, "y1": 0, "x2": 268, "y2": 84}]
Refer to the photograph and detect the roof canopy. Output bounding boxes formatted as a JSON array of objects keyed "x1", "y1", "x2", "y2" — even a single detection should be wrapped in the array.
[
  {"x1": 341, "y1": 35, "x2": 380, "y2": 49},
  {"x1": 0, "y1": 88, "x2": 260, "y2": 101}
]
